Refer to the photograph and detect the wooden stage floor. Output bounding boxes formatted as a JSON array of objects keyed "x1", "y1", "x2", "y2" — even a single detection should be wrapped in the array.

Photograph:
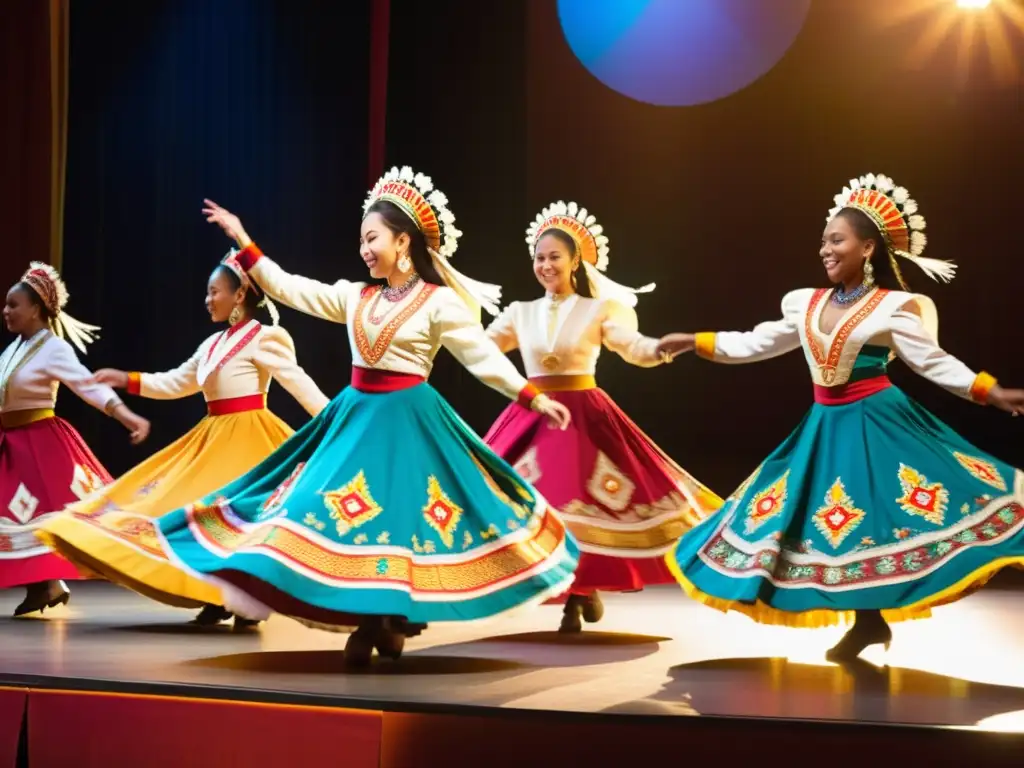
[{"x1": 3, "y1": 581, "x2": 1024, "y2": 732}]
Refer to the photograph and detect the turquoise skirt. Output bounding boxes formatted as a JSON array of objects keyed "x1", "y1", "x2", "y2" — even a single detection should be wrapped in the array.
[
  {"x1": 667, "y1": 385, "x2": 1024, "y2": 627},
  {"x1": 157, "y1": 382, "x2": 579, "y2": 629}
]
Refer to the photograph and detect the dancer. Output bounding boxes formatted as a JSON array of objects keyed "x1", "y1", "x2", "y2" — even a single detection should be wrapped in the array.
[
  {"x1": 37, "y1": 253, "x2": 329, "y2": 628},
  {"x1": 484, "y1": 201, "x2": 722, "y2": 632},
  {"x1": 1, "y1": 262, "x2": 150, "y2": 616},
  {"x1": 149, "y1": 166, "x2": 579, "y2": 665},
  {"x1": 662, "y1": 172, "x2": 1024, "y2": 661}
]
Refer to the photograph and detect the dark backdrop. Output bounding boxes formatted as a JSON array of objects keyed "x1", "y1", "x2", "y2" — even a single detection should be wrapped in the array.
[
  {"x1": 57, "y1": 0, "x2": 371, "y2": 473},
  {"x1": 52, "y1": 0, "x2": 1024, "y2": 499}
]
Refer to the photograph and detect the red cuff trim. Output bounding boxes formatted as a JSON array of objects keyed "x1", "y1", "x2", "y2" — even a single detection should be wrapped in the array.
[
  {"x1": 235, "y1": 242, "x2": 264, "y2": 271},
  {"x1": 517, "y1": 382, "x2": 541, "y2": 409},
  {"x1": 126, "y1": 372, "x2": 141, "y2": 395}
]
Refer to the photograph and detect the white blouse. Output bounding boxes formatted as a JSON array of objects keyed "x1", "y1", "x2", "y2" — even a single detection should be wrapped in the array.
[
  {"x1": 133, "y1": 319, "x2": 328, "y2": 416},
  {"x1": 485, "y1": 293, "x2": 663, "y2": 377},
  {"x1": 0, "y1": 329, "x2": 121, "y2": 414},
  {"x1": 243, "y1": 251, "x2": 535, "y2": 403},
  {"x1": 697, "y1": 287, "x2": 987, "y2": 401}
]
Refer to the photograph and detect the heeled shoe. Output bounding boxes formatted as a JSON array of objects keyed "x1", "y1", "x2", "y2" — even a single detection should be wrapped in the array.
[
  {"x1": 191, "y1": 604, "x2": 233, "y2": 626},
  {"x1": 580, "y1": 592, "x2": 604, "y2": 624},
  {"x1": 825, "y1": 621, "x2": 893, "y2": 663},
  {"x1": 13, "y1": 581, "x2": 70, "y2": 617},
  {"x1": 344, "y1": 624, "x2": 378, "y2": 667},
  {"x1": 232, "y1": 616, "x2": 260, "y2": 631},
  {"x1": 374, "y1": 628, "x2": 406, "y2": 660},
  {"x1": 558, "y1": 596, "x2": 583, "y2": 633}
]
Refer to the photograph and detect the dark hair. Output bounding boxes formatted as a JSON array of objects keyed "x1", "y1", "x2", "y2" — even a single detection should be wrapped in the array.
[
  {"x1": 211, "y1": 265, "x2": 264, "y2": 317},
  {"x1": 835, "y1": 207, "x2": 906, "y2": 291},
  {"x1": 364, "y1": 200, "x2": 445, "y2": 285},
  {"x1": 13, "y1": 282, "x2": 52, "y2": 320},
  {"x1": 534, "y1": 229, "x2": 594, "y2": 298}
]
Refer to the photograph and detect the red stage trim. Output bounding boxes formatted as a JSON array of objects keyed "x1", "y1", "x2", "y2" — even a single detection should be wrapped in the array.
[
  {"x1": 0, "y1": 687, "x2": 26, "y2": 768},
  {"x1": 27, "y1": 690, "x2": 381, "y2": 767}
]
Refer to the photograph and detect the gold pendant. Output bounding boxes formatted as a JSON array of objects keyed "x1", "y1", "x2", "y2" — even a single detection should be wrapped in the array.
[{"x1": 541, "y1": 354, "x2": 560, "y2": 371}]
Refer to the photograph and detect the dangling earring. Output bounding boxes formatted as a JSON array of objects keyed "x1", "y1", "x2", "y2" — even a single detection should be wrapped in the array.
[
  {"x1": 863, "y1": 258, "x2": 875, "y2": 288},
  {"x1": 228, "y1": 305, "x2": 243, "y2": 326},
  {"x1": 397, "y1": 251, "x2": 411, "y2": 273}
]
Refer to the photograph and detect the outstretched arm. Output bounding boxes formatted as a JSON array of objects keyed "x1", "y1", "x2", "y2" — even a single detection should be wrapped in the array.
[
  {"x1": 484, "y1": 303, "x2": 520, "y2": 354},
  {"x1": 601, "y1": 300, "x2": 665, "y2": 368},
  {"x1": 97, "y1": 346, "x2": 204, "y2": 400},
  {"x1": 254, "y1": 326, "x2": 330, "y2": 417}
]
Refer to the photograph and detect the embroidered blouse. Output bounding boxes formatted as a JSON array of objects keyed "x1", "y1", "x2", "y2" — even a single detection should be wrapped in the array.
[
  {"x1": 0, "y1": 329, "x2": 122, "y2": 414},
  {"x1": 234, "y1": 243, "x2": 541, "y2": 406},
  {"x1": 693, "y1": 287, "x2": 996, "y2": 404},
  {"x1": 124, "y1": 319, "x2": 328, "y2": 416},
  {"x1": 485, "y1": 293, "x2": 663, "y2": 377}
]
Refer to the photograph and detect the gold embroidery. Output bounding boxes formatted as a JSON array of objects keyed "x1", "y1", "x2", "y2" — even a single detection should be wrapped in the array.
[
  {"x1": 952, "y1": 451, "x2": 1007, "y2": 492},
  {"x1": 805, "y1": 288, "x2": 889, "y2": 385},
  {"x1": 352, "y1": 533, "x2": 368, "y2": 544},
  {"x1": 812, "y1": 478, "x2": 865, "y2": 549},
  {"x1": 322, "y1": 471, "x2": 383, "y2": 537},
  {"x1": 745, "y1": 470, "x2": 790, "y2": 535},
  {"x1": 302, "y1": 512, "x2": 326, "y2": 532},
  {"x1": 895, "y1": 464, "x2": 949, "y2": 525},
  {"x1": 586, "y1": 452, "x2": 636, "y2": 512},
  {"x1": 376, "y1": 531, "x2": 390, "y2": 544},
  {"x1": 353, "y1": 284, "x2": 437, "y2": 366},
  {"x1": 422, "y1": 476, "x2": 463, "y2": 549}
]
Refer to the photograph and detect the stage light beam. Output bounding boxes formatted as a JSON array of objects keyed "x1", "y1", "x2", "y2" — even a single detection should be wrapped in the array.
[{"x1": 956, "y1": 0, "x2": 992, "y2": 9}]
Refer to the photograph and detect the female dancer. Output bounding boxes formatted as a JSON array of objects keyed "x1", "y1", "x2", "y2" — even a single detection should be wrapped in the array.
[
  {"x1": 662, "y1": 172, "x2": 1024, "y2": 661},
  {"x1": 1, "y1": 262, "x2": 150, "y2": 616},
  {"x1": 484, "y1": 201, "x2": 722, "y2": 632},
  {"x1": 145, "y1": 166, "x2": 578, "y2": 665},
  {"x1": 38, "y1": 253, "x2": 329, "y2": 628}
]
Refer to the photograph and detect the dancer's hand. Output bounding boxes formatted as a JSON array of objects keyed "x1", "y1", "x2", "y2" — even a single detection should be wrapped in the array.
[
  {"x1": 93, "y1": 368, "x2": 128, "y2": 388},
  {"x1": 532, "y1": 395, "x2": 571, "y2": 431},
  {"x1": 988, "y1": 385, "x2": 1024, "y2": 417},
  {"x1": 112, "y1": 406, "x2": 150, "y2": 444},
  {"x1": 202, "y1": 199, "x2": 252, "y2": 248},
  {"x1": 656, "y1": 333, "x2": 695, "y2": 361}
]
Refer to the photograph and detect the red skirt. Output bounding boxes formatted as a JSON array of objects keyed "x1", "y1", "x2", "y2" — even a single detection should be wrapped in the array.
[
  {"x1": 485, "y1": 379, "x2": 722, "y2": 593},
  {"x1": 0, "y1": 412, "x2": 112, "y2": 588}
]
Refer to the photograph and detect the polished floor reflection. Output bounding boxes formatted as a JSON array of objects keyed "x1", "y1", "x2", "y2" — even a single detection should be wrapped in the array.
[{"x1": 2, "y1": 581, "x2": 1022, "y2": 731}]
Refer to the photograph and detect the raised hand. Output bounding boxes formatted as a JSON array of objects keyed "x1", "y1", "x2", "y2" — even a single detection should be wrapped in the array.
[
  {"x1": 988, "y1": 385, "x2": 1024, "y2": 417},
  {"x1": 202, "y1": 199, "x2": 252, "y2": 247},
  {"x1": 94, "y1": 368, "x2": 129, "y2": 388}
]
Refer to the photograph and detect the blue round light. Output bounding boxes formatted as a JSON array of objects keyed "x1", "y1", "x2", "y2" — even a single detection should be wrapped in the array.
[{"x1": 557, "y1": 0, "x2": 811, "y2": 107}]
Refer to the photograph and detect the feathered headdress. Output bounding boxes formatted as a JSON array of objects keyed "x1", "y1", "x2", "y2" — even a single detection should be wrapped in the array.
[
  {"x1": 222, "y1": 248, "x2": 280, "y2": 325},
  {"x1": 827, "y1": 172, "x2": 956, "y2": 288},
  {"x1": 19, "y1": 262, "x2": 100, "y2": 353},
  {"x1": 525, "y1": 201, "x2": 654, "y2": 308},
  {"x1": 363, "y1": 165, "x2": 501, "y2": 319}
]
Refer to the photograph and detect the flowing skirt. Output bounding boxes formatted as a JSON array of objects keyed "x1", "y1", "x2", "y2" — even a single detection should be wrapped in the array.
[
  {"x1": 157, "y1": 382, "x2": 579, "y2": 630},
  {"x1": 37, "y1": 408, "x2": 293, "y2": 607},
  {"x1": 667, "y1": 386, "x2": 1024, "y2": 627},
  {"x1": 0, "y1": 412, "x2": 112, "y2": 589},
  {"x1": 485, "y1": 383, "x2": 721, "y2": 593}
]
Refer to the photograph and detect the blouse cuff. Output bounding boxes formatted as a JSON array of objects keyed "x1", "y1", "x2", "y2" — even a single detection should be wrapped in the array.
[
  {"x1": 517, "y1": 382, "x2": 541, "y2": 409},
  {"x1": 969, "y1": 371, "x2": 997, "y2": 404},
  {"x1": 695, "y1": 332, "x2": 717, "y2": 360},
  {"x1": 126, "y1": 372, "x2": 142, "y2": 395},
  {"x1": 236, "y1": 242, "x2": 264, "y2": 271},
  {"x1": 103, "y1": 396, "x2": 124, "y2": 416}
]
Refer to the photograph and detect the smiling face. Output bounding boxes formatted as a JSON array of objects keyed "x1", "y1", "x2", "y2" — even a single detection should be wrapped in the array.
[
  {"x1": 820, "y1": 212, "x2": 878, "y2": 287},
  {"x1": 3, "y1": 284, "x2": 45, "y2": 336},
  {"x1": 533, "y1": 231, "x2": 578, "y2": 295},
  {"x1": 205, "y1": 267, "x2": 246, "y2": 324},
  {"x1": 360, "y1": 212, "x2": 412, "y2": 281}
]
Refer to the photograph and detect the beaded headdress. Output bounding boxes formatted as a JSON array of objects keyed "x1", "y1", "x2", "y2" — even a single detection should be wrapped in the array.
[
  {"x1": 222, "y1": 248, "x2": 280, "y2": 325},
  {"x1": 827, "y1": 173, "x2": 956, "y2": 288},
  {"x1": 19, "y1": 262, "x2": 100, "y2": 353},
  {"x1": 525, "y1": 201, "x2": 653, "y2": 308},
  {"x1": 363, "y1": 165, "x2": 501, "y2": 318}
]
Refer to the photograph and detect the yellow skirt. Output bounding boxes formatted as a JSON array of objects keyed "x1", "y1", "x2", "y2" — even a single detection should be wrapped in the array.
[{"x1": 37, "y1": 409, "x2": 293, "y2": 608}]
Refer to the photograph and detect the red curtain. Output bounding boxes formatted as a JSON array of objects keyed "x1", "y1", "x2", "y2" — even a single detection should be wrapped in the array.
[{"x1": 0, "y1": 0, "x2": 69, "y2": 292}]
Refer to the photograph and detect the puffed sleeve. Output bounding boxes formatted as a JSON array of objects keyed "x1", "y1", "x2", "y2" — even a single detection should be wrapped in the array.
[
  {"x1": 253, "y1": 326, "x2": 330, "y2": 416},
  {"x1": 235, "y1": 242, "x2": 356, "y2": 324},
  {"x1": 127, "y1": 342, "x2": 205, "y2": 400},
  {"x1": 46, "y1": 339, "x2": 123, "y2": 413},
  {"x1": 694, "y1": 289, "x2": 807, "y2": 364},
  {"x1": 484, "y1": 302, "x2": 520, "y2": 354},
  {"x1": 433, "y1": 289, "x2": 540, "y2": 407},
  {"x1": 601, "y1": 300, "x2": 662, "y2": 368},
  {"x1": 888, "y1": 298, "x2": 996, "y2": 404}
]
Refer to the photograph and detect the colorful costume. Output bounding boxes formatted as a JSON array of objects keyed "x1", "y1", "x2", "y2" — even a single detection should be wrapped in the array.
[
  {"x1": 1, "y1": 263, "x2": 120, "y2": 593},
  {"x1": 485, "y1": 202, "x2": 721, "y2": 612},
  {"x1": 38, "y1": 253, "x2": 329, "y2": 609},
  {"x1": 153, "y1": 167, "x2": 578, "y2": 639},
  {"x1": 668, "y1": 173, "x2": 1024, "y2": 629}
]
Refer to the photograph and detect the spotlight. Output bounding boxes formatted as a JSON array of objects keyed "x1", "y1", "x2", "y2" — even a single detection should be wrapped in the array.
[{"x1": 956, "y1": 0, "x2": 991, "y2": 8}]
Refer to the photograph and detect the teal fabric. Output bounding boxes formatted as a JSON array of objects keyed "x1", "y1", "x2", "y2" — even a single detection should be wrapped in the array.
[
  {"x1": 669, "y1": 363, "x2": 1023, "y2": 614},
  {"x1": 159, "y1": 383, "x2": 579, "y2": 623}
]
